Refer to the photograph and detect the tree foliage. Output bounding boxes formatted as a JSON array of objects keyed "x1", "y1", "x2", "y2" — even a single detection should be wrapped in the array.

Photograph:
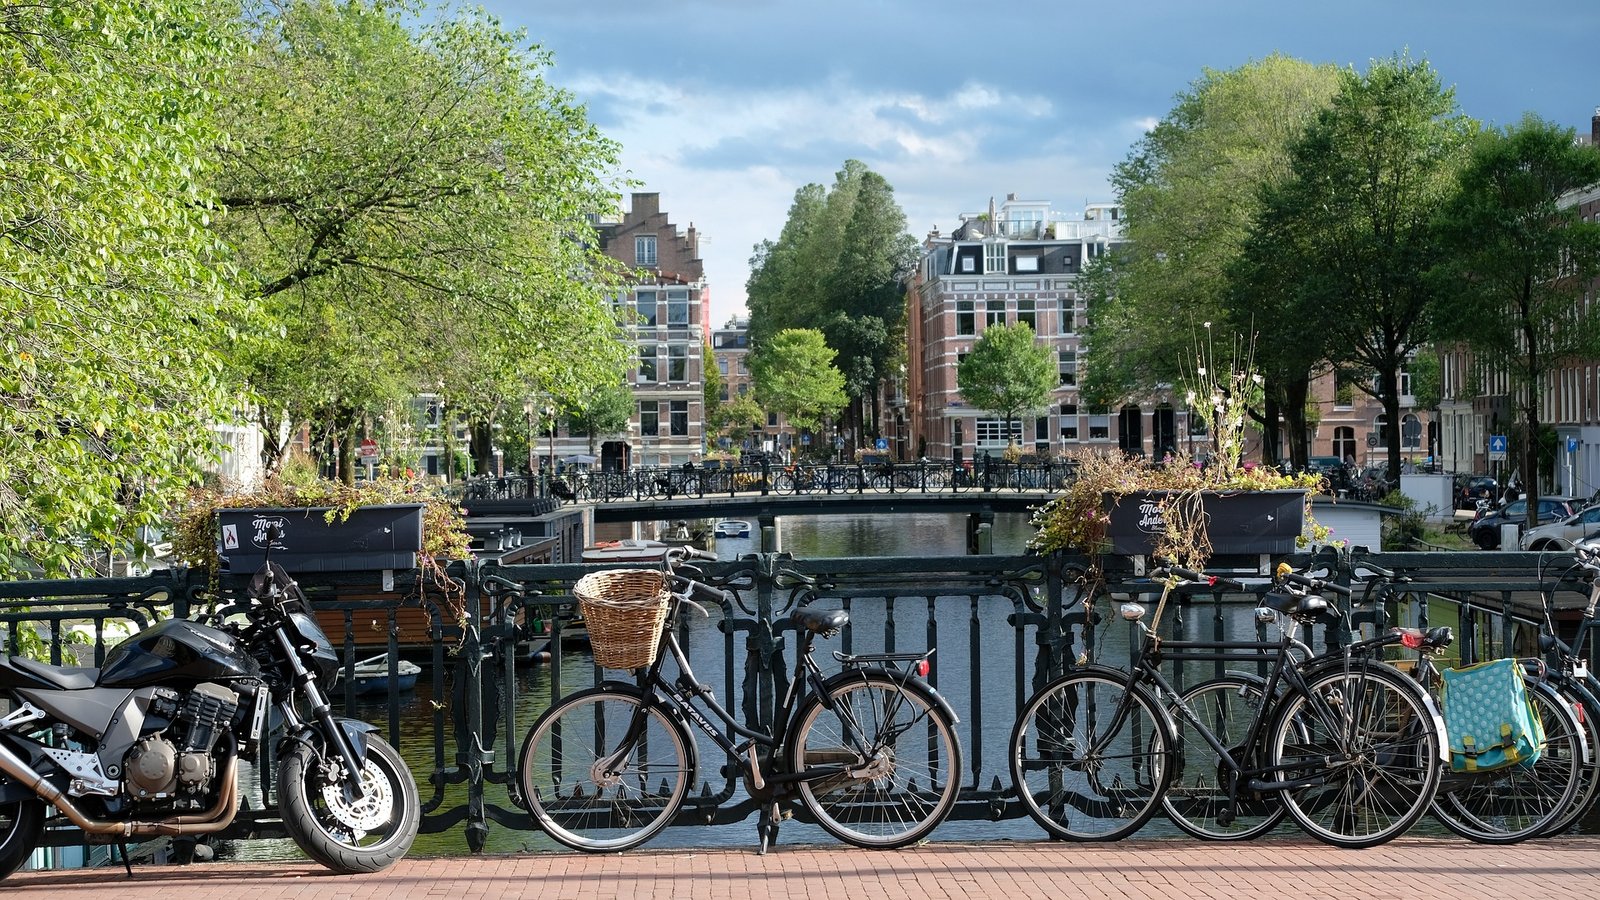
[
  {"x1": 1243, "y1": 56, "x2": 1470, "y2": 480},
  {"x1": 564, "y1": 379, "x2": 635, "y2": 457},
  {"x1": 213, "y1": 0, "x2": 631, "y2": 479},
  {"x1": 746, "y1": 161, "x2": 916, "y2": 446},
  {"x1": 0, "y1": 0, "x2": 241, "y2": 577},
  {"x1": 748, "y1": 329, "x2": 847, "y2": 434},
  {"x1": 1085, "y1": 56, "x2": 1340, "y2": 416},
  {"x1": 1430, "y1": 116, "x2": 1600, "y2": 521},
  {"x1": 956, "y1": 323, "x2": 1057, "y2": 439}
]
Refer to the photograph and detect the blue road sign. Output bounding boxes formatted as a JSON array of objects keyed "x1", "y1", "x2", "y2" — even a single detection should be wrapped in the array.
[
  {"x1": 1569, "y1": 436, "x2": 1581, "y2": 454},
  {"x1": 1489, "y1": 435, "x2": 1508, "y2": 453},
  {"x1": 875, "y1": 437, "x2": 889, "y2": 451}
]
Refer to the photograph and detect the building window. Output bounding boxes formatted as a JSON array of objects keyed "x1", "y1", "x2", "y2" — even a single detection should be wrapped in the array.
[
  {"x1": 1333, "y1": 426, "x2": 1356, "y2": 463},
  {"x1": 1059, "y1": 297, "x2": 1076, "y2": 333},
  {"x1": 640, "y1": 401, "x2": 659, "y2": 436},
  {"x1": 960, "y1": 256, "x2": 976, "y2": 273},
  {"x1": 985, "y1": 303, "x2": 1005, "y2": 328},
  {"x1": 984, "y1": 241, "x2": 1005, "y2": 274},
  {"x1": 667, "y1": 343, "x2": 687, "y2": 382},
  {"x1": 1015, "y1": 255, "x2": 1039, "y2": 273},
  {"x1": 719, "y1": 385, "x2": 729, "y2": 402},
  {"x1": 1334, "y1": 374, "x2": 1355, "y2": 409},
  {"x1": 1016, "y1": 298, "x2": 1036, "y2": 331},
  {"x1": 1034, "y1": 416, "x2": 1049, "y2": 452},
  {"x1": 670, "y1": 400, "x2": 688, "y2": 436},
  {"x1": 637, "y1": 346, "x2": 657, "y2": 383},
  {"x1": 1088, "y1": 406, "x2": 1110, "y2": 441},
  {"x1": 976, "y1": 418, "x2": 1019, "y2": 447},
  {"x1": 1059, "y1": 349, "x2": 1077, "y2": 386},
  {"x1": 717, "y1": 356, "x2": 729, "y2": 376},
  {"x1": 1059, "y1": 403, "x2": 1079, "y2": 441},
  {"x1": 666, "y1": 289, "x2": 689, "y2": 327},
  {"x1": 957, "y1": 300, "x2": 975, "y2": 335},
  {"x1": 1401, "y1": 413, "x2": 1422, "y2": 451},
  {"x1": 767, "y1": 412, "x2": 779, "y2": 427},
  {"x1": 635, "y1": 235, "x2": 657, "y2": 267},
  {"x1": 636, "y1": 290, "x2": 657, "y2": 327}
]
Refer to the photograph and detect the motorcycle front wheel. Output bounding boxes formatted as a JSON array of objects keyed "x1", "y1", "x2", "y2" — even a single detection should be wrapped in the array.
[
  {"x1": 278, "y1": 734, "x2": 420, "y2": 874},
  {"x1": 0, "y1": 798, "x2": 44, "y2": 881}
]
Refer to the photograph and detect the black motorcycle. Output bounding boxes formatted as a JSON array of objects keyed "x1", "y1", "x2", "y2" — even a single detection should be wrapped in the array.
[{"x1": 0, "y1": 527, "x2": 420, "y2": 878}]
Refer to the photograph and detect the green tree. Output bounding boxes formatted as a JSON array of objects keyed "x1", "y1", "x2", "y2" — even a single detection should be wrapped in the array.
[
  {"x1": 214, "y1": 0, "x2": 630, "y2": 481},
  {"x1": 709, "y1": 393, "x2": 765, "y2": 450},
  {"x1": 564, "y1": 380, "x2": 636, "y2": 457},
  {"x1": 1242, "y1": 55, "x2": 1470, "y2": 480},
  {"x1": 1431, "y1": 116, "x2": 1600, "y2": 522},
  {"x1": 956, "y1": 323, "x2": 1057, "y2": 446},
  {"x1": 0, "y1": 0, "x2": 241, "y2": 577},
  {"x1": 749, "y1": 329, "x2": 847, "y2": 434},
  {"x1": 1085, "y1": 54, "x2": 1341, "y2": 451}
]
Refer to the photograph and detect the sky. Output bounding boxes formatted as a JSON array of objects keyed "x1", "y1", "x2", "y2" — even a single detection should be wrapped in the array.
[{"x1": 480, "y1": 0, "x2": 1600, "y2": 326}]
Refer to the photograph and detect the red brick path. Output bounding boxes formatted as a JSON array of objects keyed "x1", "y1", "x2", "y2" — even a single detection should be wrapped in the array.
[{"x1": 9, "y1": 838, "x2": 1600, "y2": 899}]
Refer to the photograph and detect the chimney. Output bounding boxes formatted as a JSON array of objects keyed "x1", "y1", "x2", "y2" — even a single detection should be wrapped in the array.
[{"x1": 631, "y1": 192, "x2": 660, "y2": 218}]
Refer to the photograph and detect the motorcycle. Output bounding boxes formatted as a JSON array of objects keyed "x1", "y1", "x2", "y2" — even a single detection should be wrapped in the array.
[{"x1": 0, "y1": 526, "x2": 419, "y2": 878}]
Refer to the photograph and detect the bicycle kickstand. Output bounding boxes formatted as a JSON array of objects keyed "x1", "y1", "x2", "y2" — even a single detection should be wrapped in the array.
[{"x1": 757, "y1": 800, "x2": 781, "y2": 854}]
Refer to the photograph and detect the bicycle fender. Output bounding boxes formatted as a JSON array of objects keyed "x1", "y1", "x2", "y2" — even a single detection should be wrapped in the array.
[{"x1": 820, "y1": 667, "x2": 960, "y2": 725}]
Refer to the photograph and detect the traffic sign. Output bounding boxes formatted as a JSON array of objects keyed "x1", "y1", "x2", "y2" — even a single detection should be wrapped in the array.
[
  {"x1": 358, "y1": 438, "x2": 379, "y2": 460},
  {"x1": 1569, "y1": 436, "x2": 1581, "y2": 454},
  {"x1": 875, "y1": 437, "x2": 889, "y2": 451},
  {"x1": 1488, "y1": 434, "x2": 1507, "y2": 462},
  {"x1": 1365, "y1": 433, "x2": 1378, "y2": 448}
]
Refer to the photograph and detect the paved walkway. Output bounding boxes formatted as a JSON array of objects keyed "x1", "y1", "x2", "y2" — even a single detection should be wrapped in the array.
[{"x1": 9, "y1": 838, "x2": 1600, "y2": 899}]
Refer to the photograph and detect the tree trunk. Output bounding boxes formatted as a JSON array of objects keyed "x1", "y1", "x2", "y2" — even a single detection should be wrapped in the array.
[
  {"x1": 1259, "y1": 394, "x2": 1281, "y2": 467},
  {"x1": 470, "y1": 420, "x2": 493, "y2": 476},
  {"x1": 1521, "y1": 300, "x2": 1541, "y2": 528},
  {"x1": 1380, "y1": 368, "x2": 1402, "y2": 485},
  {"x1": 1282, "y1": 375, "x2": 1311, "y2": 470}
]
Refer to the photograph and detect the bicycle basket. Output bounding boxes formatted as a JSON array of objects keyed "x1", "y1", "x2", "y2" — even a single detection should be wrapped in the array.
[{"x1": 573, "y1": 569, "x2": 671, "y2": 670}]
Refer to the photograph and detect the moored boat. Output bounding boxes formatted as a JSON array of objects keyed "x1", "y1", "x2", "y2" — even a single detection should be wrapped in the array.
[
  {"x1": 713, "y1": 520, "x2": 751, "y2": 538},
  {"x1": 338, "y1": 653, "x2": 421, "y2": 696}
]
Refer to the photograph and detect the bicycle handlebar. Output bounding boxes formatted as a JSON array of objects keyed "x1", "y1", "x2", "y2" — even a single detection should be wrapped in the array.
[
  {"x1": 1274, "y1": 564, "x2": 1353, "y2": 598},
  {"x1": 1151, "y1": 565, "x2": 1245, "y2": 591}
]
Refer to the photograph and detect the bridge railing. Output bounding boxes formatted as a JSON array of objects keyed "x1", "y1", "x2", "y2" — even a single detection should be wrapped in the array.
[
  {"x1": 2, "y1": 549, "x2": 1595, "y2": 858},
  {"x1": 452, "y1": 458, "x2": 1080, "y2": 505}
]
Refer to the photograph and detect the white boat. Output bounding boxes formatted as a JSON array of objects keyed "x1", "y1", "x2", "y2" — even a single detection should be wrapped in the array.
[
  {"x1": 714, "y1": 520, "x2": 751, "y2": 538},
  {"x1": 581, "y1": 538, "x2": 671, "y2": 563},
  {"x1": 338, "y1": 654, "x2": 421, "y2": 696}
]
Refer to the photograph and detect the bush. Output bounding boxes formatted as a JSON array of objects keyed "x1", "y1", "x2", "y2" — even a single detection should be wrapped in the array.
[{"x1": 1379, "y1": 490, "x2": 1428, "y2": 550}]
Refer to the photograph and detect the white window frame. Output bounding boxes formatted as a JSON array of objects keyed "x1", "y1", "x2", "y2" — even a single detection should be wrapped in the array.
[
  {"x1": 983, "y1": 241, "x2": 1006, "y2": 274},
  {"x1": 635, "y1": 235, "x2": 657, "y2": 266}
]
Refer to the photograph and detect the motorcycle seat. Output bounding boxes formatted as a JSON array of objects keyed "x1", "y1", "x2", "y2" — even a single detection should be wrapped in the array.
[{"x1": 10, "y1": 656, "x2": 97, "y2": 690}]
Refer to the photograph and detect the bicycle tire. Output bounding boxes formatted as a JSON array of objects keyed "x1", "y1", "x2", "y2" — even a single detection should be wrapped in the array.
[
  {"x1": 787, "y1": 669, "x2": 962, "y2": 849},
  {"x1": 1163, "y1": 675, "x2": 1288, "y2": 840},
  {"x1": 516, "y1": 686, "x2": 692, "y2": 852},
  {"x1": 1539, "y1": 674, "x2": 1600, "y2": 836},
  {"x1": 1268, "y1": 663, "x2": 1441, "y2": 848},
  {"x1": 1010, "y1": 667, "x2": 1172, "y2": 841},
  {"x1": 1430, "y1": 678, "x2": 1583, "y2": 844},
  {"x1": 774, "y1": 474, "x2": 798, "y2": 495}
]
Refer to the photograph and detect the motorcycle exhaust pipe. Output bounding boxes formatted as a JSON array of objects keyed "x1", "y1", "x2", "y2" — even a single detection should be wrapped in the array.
[{"x1": 0, "y1": 741, "x2": 240, "y2": 837}]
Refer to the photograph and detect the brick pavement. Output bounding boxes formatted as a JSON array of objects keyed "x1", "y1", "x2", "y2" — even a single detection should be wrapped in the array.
[{"x1": 8, "y1": 838, "x2": 1600, "y2": 899}]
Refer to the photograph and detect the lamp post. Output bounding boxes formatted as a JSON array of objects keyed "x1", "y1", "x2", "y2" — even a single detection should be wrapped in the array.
[
  {"x1": 544, "y1": 403, "x2": 556, "y2": 474},
  {"x1": 522, "y1": 401, "x2": 535, "y2": 476}
]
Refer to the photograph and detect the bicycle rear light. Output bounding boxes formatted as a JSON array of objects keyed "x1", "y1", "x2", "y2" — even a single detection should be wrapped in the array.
[{"x1": 915, "y1": 659, "x2": 931, "y2": 677}]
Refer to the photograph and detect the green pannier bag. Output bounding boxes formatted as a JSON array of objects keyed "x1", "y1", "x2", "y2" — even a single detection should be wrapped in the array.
[{"x1": 1441, "y1": 657, "x2": 1544, "y2": 773}]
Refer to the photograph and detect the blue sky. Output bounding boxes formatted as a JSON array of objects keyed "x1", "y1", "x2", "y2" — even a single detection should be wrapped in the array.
[{"x1": 481, "y1": 0, "x2": 1600, "y2": 324}]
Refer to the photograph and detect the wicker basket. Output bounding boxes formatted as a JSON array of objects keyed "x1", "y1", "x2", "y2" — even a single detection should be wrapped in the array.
[{"x1": 573, "y1": 569, "x2": 671, "y2": 670}]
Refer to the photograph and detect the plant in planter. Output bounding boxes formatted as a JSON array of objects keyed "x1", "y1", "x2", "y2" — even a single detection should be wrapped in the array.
[{"x1": 1031, "y1": 330, "x2": 1332, "y2": 571}]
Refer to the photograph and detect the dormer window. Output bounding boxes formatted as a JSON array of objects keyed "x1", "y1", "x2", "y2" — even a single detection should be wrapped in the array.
[{"x1": 984, "y1": 240, "x2": 1005, "y2": 274}]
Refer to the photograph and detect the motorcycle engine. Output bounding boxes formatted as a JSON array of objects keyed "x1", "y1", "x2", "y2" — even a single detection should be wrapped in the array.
[{"x1": 125, "y1": 682, "x2": 242, "y2": 800}]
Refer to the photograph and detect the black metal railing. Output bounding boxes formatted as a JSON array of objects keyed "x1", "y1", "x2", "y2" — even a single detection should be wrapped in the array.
[{"x1": 2, "y1": 548, "x2": 1595, "y2": 859}]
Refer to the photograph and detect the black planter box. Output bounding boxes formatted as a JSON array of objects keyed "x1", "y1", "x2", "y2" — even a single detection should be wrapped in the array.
[
  {"x1": 1104, "y1": 490, "x2": 1307, "y2": 557},
  {"x1": 217, "y1": 505, "x2": 425, "y2": 573}
]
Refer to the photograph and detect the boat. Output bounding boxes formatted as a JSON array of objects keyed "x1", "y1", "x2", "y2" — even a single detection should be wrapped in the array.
[
  {"x1": 338, "y1": 653, "x2": 421, "y2": 696},
  {"x1": 581, "y1": 538, "x2": 671, "y2": 563},
  {"x1": 714, "y1": 520, "x2": 751, "y2": 538}
]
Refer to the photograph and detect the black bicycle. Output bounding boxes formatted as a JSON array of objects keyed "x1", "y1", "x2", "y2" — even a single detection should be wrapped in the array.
[
  {"x1": 1009, "y1": 563, "x2": 1444, "y2": 848},
  {"x1": 515, "y1": 547, "x2": 962, "y2": 852}
]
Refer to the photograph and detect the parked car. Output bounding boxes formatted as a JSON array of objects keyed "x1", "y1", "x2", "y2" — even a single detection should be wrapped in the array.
[
  {"x1": 1518, "y1": 503, "x2": 1600, "y2": 551},
  {"x1": 1469, "y1": 496, "x2": 1582, "y2": 549},
  {"x1": 1453, "y1": 474, "x2": 1498, "y2": 510}
]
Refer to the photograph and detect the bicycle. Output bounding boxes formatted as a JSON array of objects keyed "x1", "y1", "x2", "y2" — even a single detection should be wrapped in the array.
[
  {"x1": 1524, "y1": 541, "x2": 1600, "y2": 836},
  {"x1": 1284, "y1": 561, "x2": 1585, "y2": 845},
  {"x1": 515, "y1": 546, "x2": 963, "y2": 853},
  {"x1": 1009, "y1": 563, "x2": 1444, "y2": 848}
]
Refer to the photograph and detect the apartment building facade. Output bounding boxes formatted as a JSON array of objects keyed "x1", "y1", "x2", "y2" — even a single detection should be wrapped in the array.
[
  {"x1": 593, "y1": 192, "x2": 711, "y2": 468},
  {"x1": 906, "y1": 195, "x2": 1195, "y2": 462}
]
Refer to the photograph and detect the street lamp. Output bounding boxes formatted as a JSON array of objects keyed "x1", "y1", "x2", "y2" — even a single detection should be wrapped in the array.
[{"x1": 544, "y1": 403, "x2": 556, "y2": 474}]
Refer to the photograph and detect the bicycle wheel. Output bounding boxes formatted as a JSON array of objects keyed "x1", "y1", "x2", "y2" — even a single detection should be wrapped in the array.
[
  {"x1": 1010, "y1": 668, "x2": 1171, "y2": 841},
  {"x1": 516, "y1": 686, "x2": 692, "y2": 852},
  {"x1": 1431, "y1": 679, "x2": 1582, "y2": 844},
  {"x1": 1163, "y1": 675, "x2": 1287, "y2": 840},
  {"x1": 773, "y1": 473, "x2": 798, "y2": 495},
  {"x1": 1268, "y1": 664, "x2": 1440, "y2": 848},
  {"x1": 1540, "y1": 676, "x2": 1600, "y2": 836},
  {"x1": 788, "y1": 669, "x2": 962, "y2": 848}
]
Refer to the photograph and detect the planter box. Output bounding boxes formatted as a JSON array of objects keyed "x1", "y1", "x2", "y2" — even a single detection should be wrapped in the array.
[
  {"x1": 217, "y1": 504, "x2": 425, "y2": 573},
  {"x1": 1104, "y1": 490, "x2": 1307, "y2": 557}
]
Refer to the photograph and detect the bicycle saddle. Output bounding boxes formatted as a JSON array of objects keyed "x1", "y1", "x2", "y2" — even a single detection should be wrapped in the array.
[
  {"x1": 1262, "y1": 591, "x2": 1340, "y2": 621},
  {"x1": 794, "y1": 607, "x2": 849, "y2": 635}
]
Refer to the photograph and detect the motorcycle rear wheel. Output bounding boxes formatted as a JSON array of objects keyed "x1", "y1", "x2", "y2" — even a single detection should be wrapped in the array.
[
  {"x1": 0, "y1": 798, "x2": 44, "y2": 880},
  {"x1": 278, "y1": 734, "x2": 419, "y2": 874}
]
